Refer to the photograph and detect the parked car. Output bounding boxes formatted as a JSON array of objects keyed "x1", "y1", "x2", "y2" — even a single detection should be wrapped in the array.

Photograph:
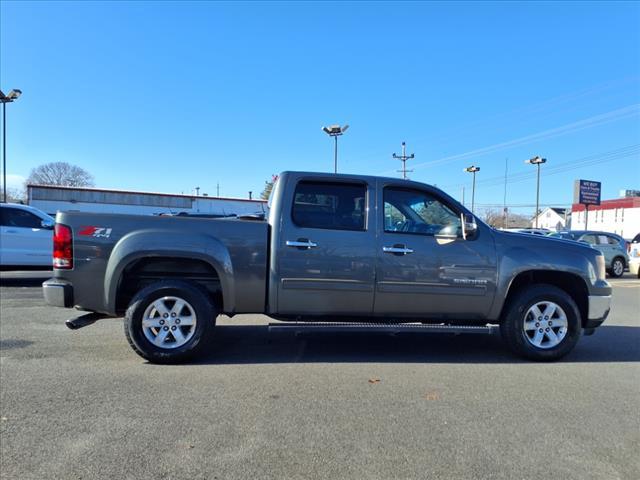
[
  {"x1": 0, "y1": 203, "x2": 55, "y2": 270},
  {"x1": 43, "y1": 171, "x2": 611, "y2": 363},
  {"x1": 547, "y1": 230, "x2": 629, "y2": 278},
  {"x1": 628, "y1": 233, "x2": 640, "y2": 278}
]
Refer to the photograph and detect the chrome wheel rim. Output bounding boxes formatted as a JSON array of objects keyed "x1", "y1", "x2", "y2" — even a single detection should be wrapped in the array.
[
  {"x1": 523, "y1": 301, "x2": 568, "y2": 349},
  {"x1": 613, "y1": 260, "x2": 624, "y2": 276},
  {"x1": 142, "y1": 296, "x2": 197, "y2": 349}
]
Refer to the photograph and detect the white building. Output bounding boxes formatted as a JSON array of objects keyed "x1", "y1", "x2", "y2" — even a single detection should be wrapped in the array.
[
  {"x1": 27, "y1": 184, "x2": 267, "y2": 217},
  {"x1": 530, "y1": 207, "x2": 569, "y2": 231},
  {"x1": 571, "y1": 197, "x2": 640, "y2": 240}
]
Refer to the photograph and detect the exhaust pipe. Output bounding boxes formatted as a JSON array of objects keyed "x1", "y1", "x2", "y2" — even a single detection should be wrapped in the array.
[{"x1": 65, "y1": 312, "x2": 106, "y2": 330}]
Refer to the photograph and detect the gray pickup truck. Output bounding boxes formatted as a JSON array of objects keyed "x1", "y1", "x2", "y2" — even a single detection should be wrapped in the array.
[{"x1": 43, "y1": 171, "x2": 612, "y2": 363}]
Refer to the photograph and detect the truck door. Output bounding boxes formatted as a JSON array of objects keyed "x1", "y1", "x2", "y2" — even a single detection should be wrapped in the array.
[
  {"x1": 276, "y1": 178, "x2": 376, "y2": 315},
  {"x1": 373, "y1": 182, "x2": 497, "y2": 319}
]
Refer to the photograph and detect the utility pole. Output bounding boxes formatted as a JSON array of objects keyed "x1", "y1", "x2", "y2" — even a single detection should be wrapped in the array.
[
  {"x1": 503, "y1": 158, "x2": 508, "y2": 228},
  {"x1": 216, "y1": 183, "x2": 220, "y2": 197},
  {"x1": 392, "y1": 141, "x2": 415, "y2": 180},
  {"x1": 464, "y1": 166, "x2": 480, "y2": 213},
  {"x1": 248, "y1": 191, "x2": 252, "y2": 200}
]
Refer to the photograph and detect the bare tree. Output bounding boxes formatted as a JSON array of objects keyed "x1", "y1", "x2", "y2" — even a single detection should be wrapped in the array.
[
  {"x1": 5, "y1": 186, "x2": 26, "y2": 204},
  {"x1": 26, "y1": 162, "x2": 95, "y2": 187},
  {"x1": 482, "y1": 208, "x2": 530, "y2": 229}
]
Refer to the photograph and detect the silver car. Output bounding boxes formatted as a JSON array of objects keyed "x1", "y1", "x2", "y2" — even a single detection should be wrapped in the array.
[{"x1": 548, "y1": 230, "x2": 629, "y2": 278}]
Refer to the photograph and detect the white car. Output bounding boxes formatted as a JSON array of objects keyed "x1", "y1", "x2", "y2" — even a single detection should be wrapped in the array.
[
  {"x1": 0, "y1": 203, "x2": 55, "y2": 270},
  {"x1": 628, "y1": 233, "x2": 640, "y2": 278}
]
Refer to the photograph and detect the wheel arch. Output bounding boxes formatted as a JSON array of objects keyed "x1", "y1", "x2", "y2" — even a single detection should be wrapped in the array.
[
  {"x1": 500, "y1": 270, "x2": 589, "y2": 327},
  {"x1": 105, "y1": 230, "x2": 235, "y2": 314}
]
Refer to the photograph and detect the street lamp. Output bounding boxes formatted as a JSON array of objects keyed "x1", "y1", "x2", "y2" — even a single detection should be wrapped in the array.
[
  {"x1": 525, "y1": 156, "x2": 547, "y2": 228},
  {"x1": 322, "y1": 124, "x2": 349, "y2": 174},
  {"x1": 464, "y1": 165, "x2": 480, "y2": 213},
  {"x1": 0, "y1": 89, "x2": 22, "y2": 203}
]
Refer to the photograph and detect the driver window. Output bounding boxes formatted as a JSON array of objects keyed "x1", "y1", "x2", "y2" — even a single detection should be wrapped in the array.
[{"x1": 383, "y1": 187, "x2": 461, "y2": 236}]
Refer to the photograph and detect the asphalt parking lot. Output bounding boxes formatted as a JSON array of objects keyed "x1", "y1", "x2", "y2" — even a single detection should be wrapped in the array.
[{"x1": 1, "y1": 272, "x2": 639, "y2": 480}]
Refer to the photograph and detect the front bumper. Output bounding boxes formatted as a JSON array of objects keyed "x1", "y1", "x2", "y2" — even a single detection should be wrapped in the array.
[
  {"x1": 584, "y1": 294, "x2": 611, "y2": 329},
  {"x1": 42, "y1": 278, "x2": 74, "y2": 308},
  {"x1": 629, "y1": 260, "x2": 640, "y2": 276}
]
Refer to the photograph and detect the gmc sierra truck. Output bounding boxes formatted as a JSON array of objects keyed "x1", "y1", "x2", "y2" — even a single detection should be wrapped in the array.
[{"x1": 43, "y1": 171, "x2": 612, "y2": 363}]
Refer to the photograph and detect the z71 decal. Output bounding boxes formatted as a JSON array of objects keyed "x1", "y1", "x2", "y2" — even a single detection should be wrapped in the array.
[{"x1": 78, "y1": 226, "x2": 113, "y2": 238}]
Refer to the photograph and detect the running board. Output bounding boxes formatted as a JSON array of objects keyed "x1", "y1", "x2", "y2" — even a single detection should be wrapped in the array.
[{"x1": 268, "y1": 322, "x2": 499, "y2": 335}]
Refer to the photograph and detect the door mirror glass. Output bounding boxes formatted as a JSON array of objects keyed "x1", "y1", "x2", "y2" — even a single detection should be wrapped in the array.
[
  {"x1": 461, "y1": 213, "x2": 477, "y2": 240},
  {"x1": 41, "y1": 219, "x2": 55, "y2": 230}
]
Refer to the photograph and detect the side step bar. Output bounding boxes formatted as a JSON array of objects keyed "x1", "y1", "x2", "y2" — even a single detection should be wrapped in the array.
[
  {"x1": 65, "y1": 312, "x2": 107, "y2": 330},
  {"x1": 268, "y1": 322, "x2": 499, "y2": 335}
]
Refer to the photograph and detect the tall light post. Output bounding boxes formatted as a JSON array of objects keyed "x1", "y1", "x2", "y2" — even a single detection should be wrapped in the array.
[
  {"x1": 464, "y1": 165, "x2": 480, "y2": 213},
  {"x1": 0, "y1": 89, "x2": 22, "y2": 203},
  {"x1": 322, "y1": 124, "x2": 349, "y2": 174},
  {"x1": 525, "y1": 156, "x2": 547, "y2": 228}
]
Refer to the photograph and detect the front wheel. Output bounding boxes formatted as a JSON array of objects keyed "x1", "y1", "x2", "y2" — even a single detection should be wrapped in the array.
[
  {"x1": 500, "y1": 284, "x2": 582, "y2": 361},
  {"x1": 609, "y1": 257, "x2": 625, "y2": 278},
  {"x1": 124, "y1": 280, "x2": 216, "y2": 364}
]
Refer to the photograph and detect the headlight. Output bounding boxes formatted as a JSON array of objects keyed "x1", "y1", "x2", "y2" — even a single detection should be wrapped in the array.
[{"x1": 595, "y1": 255, "x2": 606, "y2": 281}]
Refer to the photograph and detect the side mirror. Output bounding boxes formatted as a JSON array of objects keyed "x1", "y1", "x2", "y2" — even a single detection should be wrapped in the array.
[
  {"x1": 461, "y1": 213, "x2": 477, "y2": 240},
  {"x1": 41, "y1": 219, "x2": 55, "y2": 230}
]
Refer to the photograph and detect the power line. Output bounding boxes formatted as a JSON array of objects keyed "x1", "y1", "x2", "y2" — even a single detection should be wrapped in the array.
[
  {"x1": 403, "y1": 104, "x2": 640, "y2": 172},
  {"x1": 441, "y1": 144, "x2": 640, "y2": 190}
]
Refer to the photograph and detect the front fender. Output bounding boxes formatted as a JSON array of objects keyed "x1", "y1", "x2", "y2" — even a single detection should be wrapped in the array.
[
  {"x1": 104, "y1": 229, "x2": 235, "y2": 314},
  {"x1": 488, "y1": 242, "x2": 594, "y2": 320}
]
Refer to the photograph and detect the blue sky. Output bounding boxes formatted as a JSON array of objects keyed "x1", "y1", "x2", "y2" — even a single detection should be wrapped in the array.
[{"x1": 1, "y1": 1, "x2": 639, "y2": 213}]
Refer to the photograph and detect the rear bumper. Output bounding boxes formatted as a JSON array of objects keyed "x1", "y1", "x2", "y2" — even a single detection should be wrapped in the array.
[
  {"x1": 584, "y1": 294, "x2": 611, "y2": 329},
  {"x1": 42, "y1": 278, "x2": 74, "y2": 308}
]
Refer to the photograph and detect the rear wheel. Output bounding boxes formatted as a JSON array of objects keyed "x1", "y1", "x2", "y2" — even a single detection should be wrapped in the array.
[
  {"x1": 124, "y1": 280, "x2": 216, "y2": 363},
  {"x1": 500, "y1": 284, "x2": 581, "y2": 361},
  {"x1": 609, "y1": 257, "x2": 625, "y2": 278}
]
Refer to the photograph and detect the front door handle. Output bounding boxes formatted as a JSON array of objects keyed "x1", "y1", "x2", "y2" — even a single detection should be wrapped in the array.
[
  {"x1": 286, "y1": 239, "x2": 318, "y2": 249},
  {"x1": 382, "y1": 245, "x2": 414, "y2": 255}
]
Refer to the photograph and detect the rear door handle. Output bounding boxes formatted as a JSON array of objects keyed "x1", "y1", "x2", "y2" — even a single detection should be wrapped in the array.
[
  {"x1": 286, "y1": 239, "x2": 318, "y2": 249},
  {"x1": 382, "y1": 245, "x2": 414, "y2": 255}
]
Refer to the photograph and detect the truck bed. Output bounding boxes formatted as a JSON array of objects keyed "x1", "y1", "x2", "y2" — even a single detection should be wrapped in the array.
[{"x1": 51, "y1": 211, "x2": 269, "y2": 315}]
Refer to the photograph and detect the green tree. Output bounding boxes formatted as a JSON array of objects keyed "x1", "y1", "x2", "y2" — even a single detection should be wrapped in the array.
[{"x1": 260, "y1": 174, "x2": 279, "y2": 200}]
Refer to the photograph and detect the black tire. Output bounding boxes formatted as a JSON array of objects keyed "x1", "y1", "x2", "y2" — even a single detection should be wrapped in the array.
[
  {"x1": 609, "y1": 257, "x2": 625, "y2": 278},
  {"x1": 124, "y1": 280, "x2": 216, "y2": 364},
  {"x1": 500, "y1": 284, "x2": 582, "y2": 361}
]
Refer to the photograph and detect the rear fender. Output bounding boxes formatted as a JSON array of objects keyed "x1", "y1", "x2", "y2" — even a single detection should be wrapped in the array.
[{"x1": 104, "y1": 229, "x2": 234, "y2": 314}]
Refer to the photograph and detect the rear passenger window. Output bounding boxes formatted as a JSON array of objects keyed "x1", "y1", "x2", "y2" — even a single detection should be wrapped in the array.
[
  {"x1": 606, "y1": 236, "x2": 620, "y2": 246},
  {"x1": 292, "y1": 181, "x2": 366, "y2": 231},
  {"x1": 1, "y1": 208, "x2": 42, "y2": 228}
]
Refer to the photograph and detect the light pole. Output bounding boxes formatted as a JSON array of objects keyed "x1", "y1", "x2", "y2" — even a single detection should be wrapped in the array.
[
  {"x1": 525, "y1": 156, "x2": 547, "y2": 228},
  {"x1": 464, "y1": 166, "x2": 480, "y2": 213},
  {"x1": 0, "y1": 89, "x2": 22, "y2": 203},
  {"x1": 322, "y1": 124, "x2": 349, "y2": 173}
]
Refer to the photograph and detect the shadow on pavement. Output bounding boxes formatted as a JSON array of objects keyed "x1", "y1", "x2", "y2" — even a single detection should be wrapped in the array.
[
  {"x1": 186, "y1": 324, "x2": 640, "y2": 365},
  {"x1": 0, "y1": 277, "x2": 48, "y2": 288}
]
